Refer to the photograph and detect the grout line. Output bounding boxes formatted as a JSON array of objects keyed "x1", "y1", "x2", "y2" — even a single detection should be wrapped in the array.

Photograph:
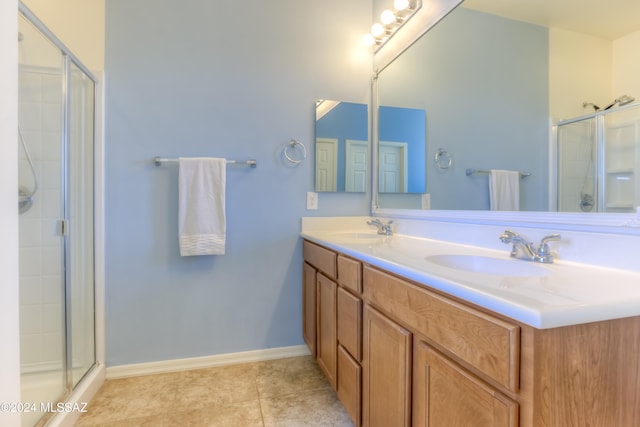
[{"x1": 255, "y1": 379, "x2": 266, "y2": 427}]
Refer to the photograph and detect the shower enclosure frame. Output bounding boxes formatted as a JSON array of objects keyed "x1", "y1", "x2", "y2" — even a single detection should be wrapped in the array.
[
  {"x1": 555, "y1": 102, "x2": 640, "y2": 213},
  {"x1": 18, "y1": 2, "x2": 105, "y2": 426}
]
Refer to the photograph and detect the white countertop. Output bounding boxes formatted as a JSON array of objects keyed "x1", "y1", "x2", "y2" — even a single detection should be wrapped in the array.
[{"x1": 301, "y1": 223, "x2": 640, "y2": 329}]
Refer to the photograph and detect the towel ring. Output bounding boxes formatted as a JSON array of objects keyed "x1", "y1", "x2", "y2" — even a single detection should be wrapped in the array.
[
  {"x1": 434, "y1": 148, "x2": 452, "y2": 170},
  {"x1": 284, "y1": 139, "x2": 307, "y2": 164}
]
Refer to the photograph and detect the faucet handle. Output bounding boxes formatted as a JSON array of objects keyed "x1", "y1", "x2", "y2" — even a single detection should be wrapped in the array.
[
  {"x1": 539, "y1": 233, "x2": 561, "y2": 248},
  {"x1": 540, "y1": 233, "x2": 561, "y2": 243},
  {"x1": 537, "y1": 234, "x2": 561, "y2": 260}
]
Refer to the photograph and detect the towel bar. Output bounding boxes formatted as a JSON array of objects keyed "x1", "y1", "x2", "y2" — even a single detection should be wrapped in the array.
[
  {"x1": 154, "y1": 157, "x2": 257, "y2": 168},
  {"x1": 466, "y1": 168, "x2": 530, "y2": 178}
]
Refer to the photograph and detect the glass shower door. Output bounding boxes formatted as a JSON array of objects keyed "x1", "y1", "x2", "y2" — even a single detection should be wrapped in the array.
[
  {"x1": 19, "y1": 6, "x2": 97, "y2": 426},
  {"x1": 556, "y1": 117, "x2": 598, "y2": 212},
  {"x1": 18, "y1": 14, "x2": 67, "y2": 426},
  {"x1": 67, "y1": 62, "x2": 96, "y2": 387}
]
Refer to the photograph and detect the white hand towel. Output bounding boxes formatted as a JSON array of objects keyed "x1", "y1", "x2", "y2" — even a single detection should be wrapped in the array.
[
  {"x1": 178, "y1": 157, "x2": 226, "y2": 256},
  {"x1": 489, "y1": 169, "x2": 520, "y2": 211}
]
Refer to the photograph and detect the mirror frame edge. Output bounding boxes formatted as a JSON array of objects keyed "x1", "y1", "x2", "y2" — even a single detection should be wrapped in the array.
[{"x1": 370, "y1": 0, "x2": 640, "y2": 236}]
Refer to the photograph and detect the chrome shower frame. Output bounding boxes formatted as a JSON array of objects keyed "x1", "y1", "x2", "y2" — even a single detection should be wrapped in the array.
[
  {"x1": 555, "y1": 101, "x2": 639, "y2": 213},
  {"x1": 19, "y1": 2, "x2": 98, "y2": 423}
]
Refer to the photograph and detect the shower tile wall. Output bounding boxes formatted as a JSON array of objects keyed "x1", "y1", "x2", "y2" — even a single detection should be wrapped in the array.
[
  {"x1": 604, "y1": 110, "x2": 639, "y2": 212},
  {"x1": 18, "y1": 68, "x2": 64, "y2": 372}
]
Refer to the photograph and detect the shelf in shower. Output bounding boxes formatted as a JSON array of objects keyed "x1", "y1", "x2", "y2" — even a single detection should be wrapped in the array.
[
  {"x1": 605, "y1": 202, "x2": 635, "y2": 211},
  {"x1": 606, "y1": 168, "x2": 634, "y2": 175}
]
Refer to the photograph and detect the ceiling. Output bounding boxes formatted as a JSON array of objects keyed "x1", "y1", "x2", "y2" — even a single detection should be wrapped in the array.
[{"x1": 462, "y1": 0, "x2": 640, "y2": 40}]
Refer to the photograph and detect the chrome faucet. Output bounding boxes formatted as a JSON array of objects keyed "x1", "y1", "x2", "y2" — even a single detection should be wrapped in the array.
[
  {"x1": 499, "y1": 230, "x2": 561, "y2": 263},
  {"x1": 367, "y1": 218, "x2": 393, "y2": 236}
]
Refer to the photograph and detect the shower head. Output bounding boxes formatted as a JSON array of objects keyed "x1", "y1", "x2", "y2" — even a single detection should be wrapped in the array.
[
  {"x1": 604, "y1": 95, "x2": 636, "y2": 110},
  {"x1": 615, "y1": 95, "x2": 635, "y2": 106}
]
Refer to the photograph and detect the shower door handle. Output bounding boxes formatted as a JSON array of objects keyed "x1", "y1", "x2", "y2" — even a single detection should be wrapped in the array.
[{"x1": 56, "y1": 219, "x2": 68, "y2": 236}]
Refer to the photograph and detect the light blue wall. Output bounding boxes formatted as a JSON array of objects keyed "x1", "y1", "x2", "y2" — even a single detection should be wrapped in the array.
[
  {"x1": 104, "y1": 0, "x2": 371, "y2": 365},
  {"x1": 378, "y1": 7, "x2": 549, "y2": 210}
]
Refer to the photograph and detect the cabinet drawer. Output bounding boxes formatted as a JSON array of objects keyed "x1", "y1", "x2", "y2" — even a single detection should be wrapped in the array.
[
  {"x1": 303, "y1": 240, "x2": 337, "y2": 279},
  {"x1": 338, "y1": 255, "x2": 362, "y2": 294},
  {"x1": 337, "y1": 286, "x2": 362, "y2": 361},
  {"x1": 364, "y1": 266, "x2": 520, "y2": 392},
  {"x1": 337, "y1": 345, "x2": 361, "y2": 427}
]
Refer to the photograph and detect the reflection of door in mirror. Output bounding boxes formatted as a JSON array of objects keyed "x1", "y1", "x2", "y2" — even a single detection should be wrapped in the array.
[
  {"x1": 345, "y1": 140, "x2": 368, "y2": 192},
  {"x1": 315, "y1": 100, "x2": 369, "y2": 192},
  {"x1": 316, "y1": 138, "x2": 338, "y2": 192},
  {"x1": 378, "y1": 106, "x2": 426, "y2": 193},
  {"x1": 379, "y1": 141, "x2": 408, "y2": 192}
]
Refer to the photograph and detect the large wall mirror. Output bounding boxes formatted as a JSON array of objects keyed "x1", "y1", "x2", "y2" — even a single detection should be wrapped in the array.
[{"x1": 374, "y1": 0, "x2": 640, "y2": 214}]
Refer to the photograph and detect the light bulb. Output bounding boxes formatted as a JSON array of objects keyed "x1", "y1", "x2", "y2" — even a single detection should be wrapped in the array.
[
  {"x1": 363, "y1": 33, "x2": 376, "y2": 47},
  {"x1": 394, "y1": 0, "x2": 410, "y2": 11},
  {"x1": 381, "y1": 9, "x2": 396, "y2": 25},
  {"x1": 371, "y1": 23, "x2": 385, "y2": 37}
]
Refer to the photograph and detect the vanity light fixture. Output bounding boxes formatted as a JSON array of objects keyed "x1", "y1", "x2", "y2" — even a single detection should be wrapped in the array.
[
  {"x1": 394, "y1": 0, "x2": 410, "y2": 11},
  {"x1": 363, "y1": 0, "x2": 421, "y2": 49},
  {"x1": 381, "y1": 9, "x2": 397, "y2": 25},
  {"x1": 371, "y1": 22, "x2": 388, "y2": 38}
]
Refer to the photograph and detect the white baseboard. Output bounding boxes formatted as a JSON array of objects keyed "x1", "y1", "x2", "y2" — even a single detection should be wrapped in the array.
[{"x1": 105, "y1": 345, "x2": 311, "y2": 379}]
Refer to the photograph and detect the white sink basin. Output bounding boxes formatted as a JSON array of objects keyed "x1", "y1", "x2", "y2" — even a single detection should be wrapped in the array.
[{"x1": 425, "y1": 254, "x2": 550, "y2": 277}]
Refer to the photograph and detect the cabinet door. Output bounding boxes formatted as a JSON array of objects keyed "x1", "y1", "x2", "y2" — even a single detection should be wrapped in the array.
[
  {"x1": 302, "y1": 262, "x2": 317, "y2": 357},
  {"x1": 338, "y1": 344, "x2": 362, "y2": 426},
  {"x1": 413, "y1": 340, "x2": 518, "y2": 427},
  {"x1": 363, "y1": 305, "x2": 412, "y2": 427},
  {"x1": 317, "y1": 272, "x2": 338, "y2": 389}
]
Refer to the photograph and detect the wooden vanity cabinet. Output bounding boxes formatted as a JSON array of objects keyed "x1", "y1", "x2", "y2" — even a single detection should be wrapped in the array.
[
  {"x1": 364, "y1": 265, "x2": 519, "y2": 427},
  {"x1": 303, "y1": 239, "x2": 640, "y2": 426},
  {"x1": 303, "y1": 242, "x2": 364, "y2": 426}
]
